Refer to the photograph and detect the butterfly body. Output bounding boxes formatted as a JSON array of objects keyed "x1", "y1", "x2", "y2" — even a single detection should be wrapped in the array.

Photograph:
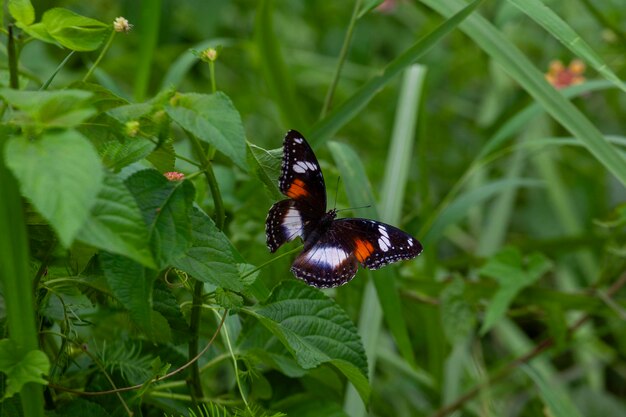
[{"x1": 266, "y1": 130, "x2": 423, "y2": 288}]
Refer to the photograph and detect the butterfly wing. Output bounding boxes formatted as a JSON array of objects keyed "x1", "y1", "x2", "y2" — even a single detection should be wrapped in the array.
[
  {"x1": 266, "y1": 130, "x2": 327, "y2": 252},
  {"x1": 291, "y1": 218, "x2": 423, "y2": 288}
]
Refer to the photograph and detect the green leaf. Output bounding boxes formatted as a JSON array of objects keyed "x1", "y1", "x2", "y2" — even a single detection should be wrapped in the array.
[
  {"x1": 42, "y1": 8, "x2": 110, "y2": 51},
  {"x1": 171, "y1": 207, "x2": 242, "y2": 291},
  {"x1": 440, "y1": 277, "x2": 476, "y2": 344},
  {"x1": 5, "y1": 130, "x2": 103, "y2": 247},
  {"x1": 507, "y1": 0, "x2": 626, "y2": 94},
  {"x1": 241, "y1": 281, "x2": 370, "y2": 405},
  {"x1": 153, "y1": 280, "x2": 190, "y2": 342},
  {"x1": 0, "y1": 88, "x2": 94, "y2": 129},
  {"x1": 309, "y1": 0, "x2": 483, "y2": 146},
  {"x1": 77, "y1": 172, "x2": 155, "y2": 268},
  {"x1": 479, "y1": 247, "x2": 551, "y2": 334},
  {"x1": 125, "y1": 169, "x2": 195, "y2": 268},
  {"x1": 522, "y1": 365, "x2": 584, "y2": 417},
  {"x1": 0, "y1": 339, "x2": 50, "y2": 400},
  {"x1": 8, "y1": 0, "x2": 35, "y2": 25},
  {"x1": 100, "y1": 252, "x2": 155, "y2": 333},
  {"x1": 146, "y1": 139, "x2": 176, "y2": 173},
  {"x1": 100, "y1": 138, "x2": 156, "y2": 172},
  {"x1": 166, "y1": 92, "x2": 248, "y2": 171},
  {"x1": 247, "y1": 142, "x2": 282, "y2": 200}
]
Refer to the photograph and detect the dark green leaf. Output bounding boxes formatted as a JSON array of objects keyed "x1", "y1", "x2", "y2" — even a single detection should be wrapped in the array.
[
  {"x1": 479, "y1": 248, "x2": 552, "y2": 334},
  {"x1": 146, "y1": 138, "x2": 176, "y2": 173},
  {"x1": 166, "y1": 92, "x2": 248, "y2": 171},
  {"x1": 5, "y1": 130, "x2": 103, "y2": 247},
  {"x1": 171, "y1": 207, "x2": 242, "y2": 291},
  {"x1": 100, "y1": 252, "x2": 155, "y2": 333},
  {"x1": 153, "y1": 281, "x2": 190, "y2": 342},
  {"x1": 247, "y1": 142, "x2": 282, "y2": 200},
  {"x1": 440, "y1": 277, "x2": 476, "y2": 344},
  {"x1": 100, "y1": 138, "x2": 156, "y2": 172},
  {"x1": 242, "y1": 281, "x2": 370, "y2": 404},
  {"x1": 0, "y1": 339, "x2": 50, "y2": 400},
  {"x1": 77, "y1": 172, "x2": 155, "y2": 268},
  {"x1": 42, "y1": 8, "x2": 110, "y2": 51},
  {"x1": 125, "y1": 169, "x2": 195, "y2": 268}
]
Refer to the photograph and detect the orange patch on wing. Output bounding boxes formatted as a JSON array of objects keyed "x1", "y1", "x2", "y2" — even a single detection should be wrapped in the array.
[
  {"x1": 354, "y1": 239, "x2": 374, "y2": 263},
  {"x1": 286, "y1": 179, "x2": 309, "y2": 199}
]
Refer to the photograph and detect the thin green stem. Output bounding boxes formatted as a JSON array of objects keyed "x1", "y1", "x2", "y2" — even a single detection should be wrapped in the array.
[
  {"x1": 241, "y1": 245, "x2": 303, "y2": 279},
  {"x1": 8, "y1": 24, "x2": 19, "y2": 89},
  {"x1": 83, "y1": 31, "x2": 116, "y2": 82},
  {"x1": 213, "y1": 310, "x2": 251, "y2": 412},
  {"x1": 41, "y1": 51, "x2": 75, "y2": 90},
  {"x1": 320, "y1": 0, "x2": 364, "y2": 119},
  {"x1": 209, "y1": 60, "x2": 217, "y2": 93}
]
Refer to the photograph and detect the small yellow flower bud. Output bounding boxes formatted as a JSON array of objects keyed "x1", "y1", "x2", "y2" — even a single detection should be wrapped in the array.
[{"x1": 125, "y1": 120, "x2": 140, "y2": 137}]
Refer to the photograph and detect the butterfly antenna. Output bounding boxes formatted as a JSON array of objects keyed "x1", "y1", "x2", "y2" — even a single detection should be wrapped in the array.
[
  {"x1": 333, "y1": 176, "x2": 341, "y2": 210},
  {"x1": 335, "y1": 204, "x2": 372, "y2": 213}
]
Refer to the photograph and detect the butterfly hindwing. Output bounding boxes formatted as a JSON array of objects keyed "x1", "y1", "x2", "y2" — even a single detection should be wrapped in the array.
[{"x1": 266, "y1": 199, "x2": 304, "y2": 252}]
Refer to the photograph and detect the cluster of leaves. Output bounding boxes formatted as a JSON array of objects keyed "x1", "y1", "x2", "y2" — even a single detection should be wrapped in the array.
[{"x1": 2, "y1": 0, "x2": 626, "y2": 417}]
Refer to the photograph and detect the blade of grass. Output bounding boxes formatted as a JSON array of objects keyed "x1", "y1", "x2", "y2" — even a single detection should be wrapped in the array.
[
  {"x1": 419, "y1": 0, "x2": 626, "y2": 187},
  {"x1": 255, "y1": 0, "x2": 307, "y2": 129},
  {"x1": 507, "y1": 0, "x2": 626, "y2": 94},
  {"x1": 134, "y1": 0, "x2": 161, "y2": 101},
  {"x1": 522, "y1": 365, "x2": 584, "y2": 417},
  {"x1": 309, "y1": 0, "x2": 484, "y2": 147}
]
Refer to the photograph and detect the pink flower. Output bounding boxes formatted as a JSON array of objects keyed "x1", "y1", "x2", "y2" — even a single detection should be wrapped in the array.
[
  {"x1": 545, "y1": 59, "x2": 586, "y2": 89},
  {"x1": 164, "y1": 171, "x2": 185, "y2": 181}
]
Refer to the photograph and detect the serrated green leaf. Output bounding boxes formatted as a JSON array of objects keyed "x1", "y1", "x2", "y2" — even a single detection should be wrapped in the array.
[
  {"x1": 5, "y1": 130, "x2": 103, "y2": 247},
  {"x1": 247, "y1": 142, "x2": 282, "y2": 200},
  {"x1": 215, "y1": 288, "x2": 244, "y2": 309},
  {"x1": 19, "y1": 21, "x2": 57, "y2": 44},
  {"x1": 171, "y1": 207, "x2": 242, "y2": 291},
  {"x1": 146, "y1": 139, "x2": 175, "y2": 172},
  {"x1": 0, "y1": 88, "x2": 94, "y2": 128},
  {"x1": 100, "y1": 252, "x2": 155, "y2": 333},
  {"x1": 125, "y1": 169, "x2": 195, "y2": 268},
  {"x1": 42, "y1": 8, "x2": 110, "y2": 52},
  {"x1": 8, "y1": 0, "x2": 35, "y2": 25},
  {"x1": 153, "y1": 281, "x2": 190, "y2": 342},
  {"x1": 77, "y1": 172, "x2": 155, "y2": 268},
  {"x1": 242, "y1": 281, "x2": 370, "y2": 404},
  {"x1": 100, "y1": 138, "x2": 156, "y2": 172},
  {"x1": 0, "y1": 339, "x2": 50, "y2": 400},
  {"x1": 166, "y1": 92, "x2": 247, "y2": 171},
  {"x1": 479, "y1": 248, "x2": 551, "y2": 334},
  {"x1": 440, "y1": 277, "x2": 475, "y2": 344}
]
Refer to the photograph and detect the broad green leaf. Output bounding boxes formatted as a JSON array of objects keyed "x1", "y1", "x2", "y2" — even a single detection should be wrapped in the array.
[
  {"x1": 507, "y1": 0, "x2": 626, "y2": 94},
  {"x1": 166, "y1": 92, "x2": 248, "y2": 171},
  {"x1": 42, "y1": 8, "x2": 110, "y2": 51},
  {"x1": 153, "y1": 280, "x2": 190, "y2": 342},
  {"x1": 8, "y1": 0, "x2": 35, "y2": 25},
  {"x1": 242, "y1": 281, "x2": 370, "y2": 404},
  {"x1": 100, "y1": 252, "x2": 155, "y2": 333},
  {"x1": 247, "y1": 142, "x2": 282, "y2": 200},
  {"x1": 77, "y1": 172, "x2": 155, "y2": 268},
  {"x1": 20, "y1": 22, "x2": 56, "y2": 44},
  {"x1": 125, "y1": 169, "x2": 195, "y2": 268},
  {"x1": 479, "y1": 247, "x2": 551, "y2": 334},
  {"x1": 0, "y1": 88, "x2": 94, "y2": 128},
  {"x1": 310, "y1": 0, "x2": 483, "y2": 146},
  {"x1": 0, "y1": 339, "x2": 50, "y2": 399},
  {"x1": 100, "y1": 138, "x2": 156, "y2": 172},
  {"x1": 146, "y1": 139, "x2": 175, "y2": 173},
  {"x1": 171, "y1": 207, "x2": 243, "y2": 291},
  {"x1": 440, "y1": 277, "x2": 476, "y2": 344},
  {"x1": 5, "y1": 130, "x2": 103, "y2": 247},
  {"x1": 523, "y1": 365, "x2": 584, "y2": 417}
]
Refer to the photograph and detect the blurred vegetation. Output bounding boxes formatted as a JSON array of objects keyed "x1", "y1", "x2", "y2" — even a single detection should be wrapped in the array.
[{"x1": 1, "y1": 0, "x2": 626, "y2": 416}]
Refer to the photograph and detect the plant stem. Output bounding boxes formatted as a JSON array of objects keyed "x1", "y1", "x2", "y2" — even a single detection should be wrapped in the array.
[
  {"x1": 209, "y1": 60, "x2": 217, "y2": 94},
  {"x1": 8, "y1": 24, "x2": 19, "y2": 89},
  {"x1": 185, "y1": 132, "x2": 225, "y2": 404},
  {"x1": 320, "y1": 0, "x2": 364, "y2": 119},
  {"x1": 83, "y1": 31, "x2": 116, "y2": 82},
  {"x1": 41, "y1": 51, "x2": 75, "y2": 90}
]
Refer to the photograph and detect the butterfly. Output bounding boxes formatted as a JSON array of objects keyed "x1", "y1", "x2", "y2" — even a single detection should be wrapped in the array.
[{"x1": 265, "y1": 130, "x2": 423, "y2": 288}]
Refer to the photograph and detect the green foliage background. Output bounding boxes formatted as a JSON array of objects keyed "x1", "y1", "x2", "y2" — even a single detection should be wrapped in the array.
[{"x1": 1, "y1": 0, "x2": 626, "y2": 416}]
